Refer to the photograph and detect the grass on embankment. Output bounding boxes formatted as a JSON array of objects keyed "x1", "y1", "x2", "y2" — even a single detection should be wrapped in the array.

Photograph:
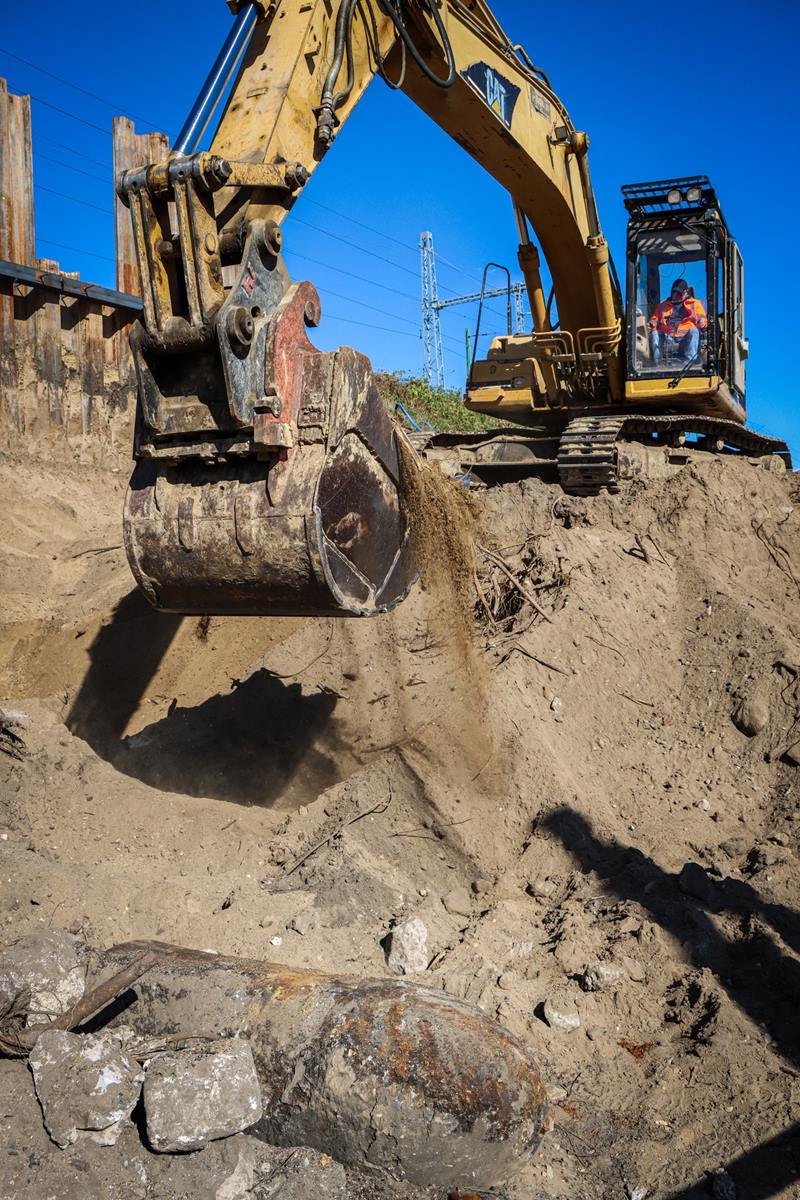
[{"x1": 375, "y1": 372, "x2": 503, "y2": 434}]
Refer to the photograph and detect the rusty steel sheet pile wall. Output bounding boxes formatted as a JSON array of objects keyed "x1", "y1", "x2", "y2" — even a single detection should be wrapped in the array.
[{"x1": 0, "y1": 82, "x2": 167, "y2": 464}]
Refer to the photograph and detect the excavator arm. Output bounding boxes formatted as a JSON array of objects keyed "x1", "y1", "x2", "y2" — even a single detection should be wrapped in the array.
[{"x1": 118, "y1": 0, "x2": 622, "y2": 618}]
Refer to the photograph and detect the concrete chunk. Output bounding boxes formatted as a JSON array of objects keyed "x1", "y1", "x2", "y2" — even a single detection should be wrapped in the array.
[
  {"x1": 144, "y1": 1038, "x2": 263, "y2": 1153},
  {"x1": 28, "y1": 1029, "x2": 144, "y2": 1148},
  {"x1": 542, "y1": 997, "x2": 581, "y2": 1032},
  {"x1": 386, "y1": 916, "x2": 429, "y2": 974},
  {"x1": 0, "y1": 929, "x2": 86, "y2": 1025}
]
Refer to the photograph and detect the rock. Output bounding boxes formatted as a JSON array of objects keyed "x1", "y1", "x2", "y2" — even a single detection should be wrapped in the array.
[
  {"x1": 542, "y1": 998, "x2": 581, "y2": 1033},
  {"x1": 28, "y1": 1029, "x2": 144, "y2": 1148},
  {"x1": 732, "y1": 693, "x2": 770, "y2": 737},
  {"x1": 719, "y1": 836, "x2": 748, "y2": 859},
  {"x1": 526, "y1": 877, "x2": 556, "y2": 901},
  {"x1": 580, "y1": 961, "x2": 624, "y2": 992},
  {"x1": 622, "y1": 955, "x2": 646, "y2": 983},
  {"x1": 748, "y1": 844, "x2": 782, "y2": 871},
  {"x1": 0, "y1": 929, "x2": 86, "y2": 1026},
  {"x1": 711, "y1": 1167, "x2": 737, "y2": 1199},
  {"x1": 443, "y1": 886, "x2": 472, "y2": 918},
  {"x1": 143, "y1": 1038, "x2": 263, "y2": 1153},
  {"x1": 255, "y1": 1146, "x2": 350, "y2": 1199},
  {"x1": 385, "y1": 916, "x2": 429, "y2": 974},
  {"x1": 679, "y1": 862, "x2": 719, "y2": 908},
  {"x1": 471, "y1": 878, "x2": 493, "y2": 895}
]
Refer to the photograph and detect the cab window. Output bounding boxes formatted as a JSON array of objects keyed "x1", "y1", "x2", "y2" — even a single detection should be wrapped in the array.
[{"x1": 630, "y1": 227, "x2": 710, "y2": 374}]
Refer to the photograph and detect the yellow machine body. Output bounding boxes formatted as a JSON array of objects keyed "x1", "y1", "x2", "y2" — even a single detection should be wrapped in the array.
[{"x1": 117, "y1": 0, "x2": 789, "y2": 615}]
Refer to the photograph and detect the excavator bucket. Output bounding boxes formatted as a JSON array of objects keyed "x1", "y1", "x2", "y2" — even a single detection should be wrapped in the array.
[{"x1": 122, "y1": 220, "x2": 416, "y2": 618}]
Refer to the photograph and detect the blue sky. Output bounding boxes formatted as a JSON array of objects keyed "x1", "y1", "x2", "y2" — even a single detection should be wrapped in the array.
[{"x1": 2, "y1": 0, "x2": 797, "y2": 458}]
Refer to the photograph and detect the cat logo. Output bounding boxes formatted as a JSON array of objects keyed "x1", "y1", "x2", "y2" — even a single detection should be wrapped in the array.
[{"x1": 461, "y1": 62, "x2": 520, "y2": 130}]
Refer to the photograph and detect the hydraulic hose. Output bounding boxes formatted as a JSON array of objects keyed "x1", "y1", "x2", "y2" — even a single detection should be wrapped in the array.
[{"x1": 377, "y1": 0, "x2": 456, "y2": 88}]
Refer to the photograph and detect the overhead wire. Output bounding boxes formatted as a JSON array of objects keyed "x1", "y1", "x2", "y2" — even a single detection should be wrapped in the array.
[
  {"x1": 34, "y1": 151, "x2": 109, "y2": 186},
  {"x1": 0, "y1": 46, "x2": 162, "y2": 129},
  {"x1": 7, "y1": 83, "x2": 110, "y2": 136},
  {"x1": 316, "y1": 283, "x2": 463, "y2": 349},
  {"x1": 36, "y1": 133, "x2": 109, "y2": 171},
  {"x1": 35, "y1": 184, "x2": 113, "y2": 216},
  {"x1": 289, "y1": 212, "x2": 505, "y2": 312},
  {"x1": 37, "y1": 238, "x2": 116, "y2": 264},
  {"x1": 290, "y1": 215, "x2": 420, "y2": 280},
  {"x1": 324, "y1": 313, "x2": 431, "y2": 340}
]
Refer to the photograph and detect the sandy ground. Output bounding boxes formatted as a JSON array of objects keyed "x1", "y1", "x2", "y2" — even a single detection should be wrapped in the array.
[{"x1": 1, "y1": 445, "x2": 799, "y2": 1198}]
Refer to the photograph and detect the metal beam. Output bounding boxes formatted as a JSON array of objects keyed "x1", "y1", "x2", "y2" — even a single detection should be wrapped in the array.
[
  {"x1": 0, "y1": 258, "x2": 143, "y2": 312},
  {"x1": 434, "y1": 283, "x2": 525, "y2": 311}
]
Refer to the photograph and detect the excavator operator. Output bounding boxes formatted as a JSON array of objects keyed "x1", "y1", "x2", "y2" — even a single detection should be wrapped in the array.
[{"x1": 649, "y1": 279, "x2": 708, "y2": 365}]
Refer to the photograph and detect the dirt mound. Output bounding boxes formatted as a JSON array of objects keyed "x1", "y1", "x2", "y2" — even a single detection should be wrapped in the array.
[{"x1": 1, "y1": 446, "x2": 799, "y2": 1198}]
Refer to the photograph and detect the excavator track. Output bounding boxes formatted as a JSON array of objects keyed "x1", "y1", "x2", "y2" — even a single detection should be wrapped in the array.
[
  {"x1": 557, "y1": 413, "x2": 792, "y2": 496},
  {"x1": 557, "y1": 416, "x2": 626, "y2": 495}
]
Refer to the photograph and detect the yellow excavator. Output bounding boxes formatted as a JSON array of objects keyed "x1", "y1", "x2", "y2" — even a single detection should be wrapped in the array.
[{"x1": 118, "y1": 0, "x2": 790, "y2": 619}]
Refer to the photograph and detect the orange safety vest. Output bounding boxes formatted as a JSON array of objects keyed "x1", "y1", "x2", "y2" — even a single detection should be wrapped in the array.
[{"x1": 649, "y1": 296, "x2": 708, "y2": 337}]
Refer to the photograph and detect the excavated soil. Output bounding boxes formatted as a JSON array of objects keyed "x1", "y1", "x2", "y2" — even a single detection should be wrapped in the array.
[{"x1": 1, "y1": 443, "x2": 799, "y2": 1199}]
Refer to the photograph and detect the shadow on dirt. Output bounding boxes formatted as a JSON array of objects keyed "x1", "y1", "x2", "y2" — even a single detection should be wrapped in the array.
[
  {"x1": 542, "y1": 806, "x2": 800, "y2": 1199},
  {"x1": 66, "y1": 591, "x2": 350, "y2": 807}
]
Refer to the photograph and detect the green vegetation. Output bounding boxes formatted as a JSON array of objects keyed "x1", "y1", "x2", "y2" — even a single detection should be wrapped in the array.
[{"x1": 375, "y1": 371, "x2": 503, "y2": 434}]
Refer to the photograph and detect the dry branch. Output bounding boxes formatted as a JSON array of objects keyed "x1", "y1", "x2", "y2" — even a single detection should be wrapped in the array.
[
  {"x1": 477, "y1": 544, "x2": 554, "y2": 624},
  {"x1": 284, "y1": 794, "x2": 391, "y2": 875}
]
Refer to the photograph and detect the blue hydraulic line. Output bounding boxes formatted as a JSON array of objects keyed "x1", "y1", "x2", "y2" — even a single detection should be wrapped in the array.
[
  {"x1": 173, "y1": 3, "x2": 259, "y2": 156},
  {"x1": 395, "y1": 402, "x2": 435, "y2": 432}
]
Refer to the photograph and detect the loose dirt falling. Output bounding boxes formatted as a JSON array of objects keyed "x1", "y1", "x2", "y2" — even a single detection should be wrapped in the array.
[{"x1": 397, "y1": 433, "x2": 484, "y2": 700}]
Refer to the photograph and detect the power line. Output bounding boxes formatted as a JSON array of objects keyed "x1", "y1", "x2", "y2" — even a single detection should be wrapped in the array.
[
  {"x1": 287, "y1": 250, "x2": 418, "y2": 303},
  {"x1": 291, "y1": 214, "x2": 504, "y2": 311},
  {"x1": 321, "y1": 313, "x2": 423, "y2": 340},
  {"x1": 8, "y1": 84, "x2": 110, "y2": 136},
  {"x1": 8, "y1": 52, "x2": 492, "y2": 291},
  {"x1": 12, "y1": 57, "x2": 513, "y2": 356},
  {"x1": 35, "y1": 183, "x2": 113, "y2": 216},
  {"x1": 286, "y1": 254, "x2": 465, "y2": 349},
  {"x1": 291, "y1": 216, "x2": 421, "y2": 280},
  {"x1": 0, "y1": 46, "x2": 162, "y2": 129},
  {"x1": 316, "y1": 285, "x2": 416, "y2": 327},
  {"x1": 37, "y1": 237, "x2": 116, "y2": 264},
  {"x1": 317, "y1": 283, "x2": 464, "y2": 348},
  {"x1": 12, "y1": 66, "x2": 507, "y2": 310},
  {"x1": 303, "y1": 197, "x2": 418, "y2": 256},
  {"x1": 36, "y1": 133, "x2": 109, "y2": 171},
  {"x1": 34, "y1": 151, "x2": 110, "y2": 186},
  {"x1": 302, "y1": 196, "x2": 492, "y2": 291}
]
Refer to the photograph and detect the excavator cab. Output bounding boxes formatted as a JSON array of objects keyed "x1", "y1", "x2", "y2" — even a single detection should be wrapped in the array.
[{"x1": 622, "y1": 177, "x2": 747, "y2": 422}]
